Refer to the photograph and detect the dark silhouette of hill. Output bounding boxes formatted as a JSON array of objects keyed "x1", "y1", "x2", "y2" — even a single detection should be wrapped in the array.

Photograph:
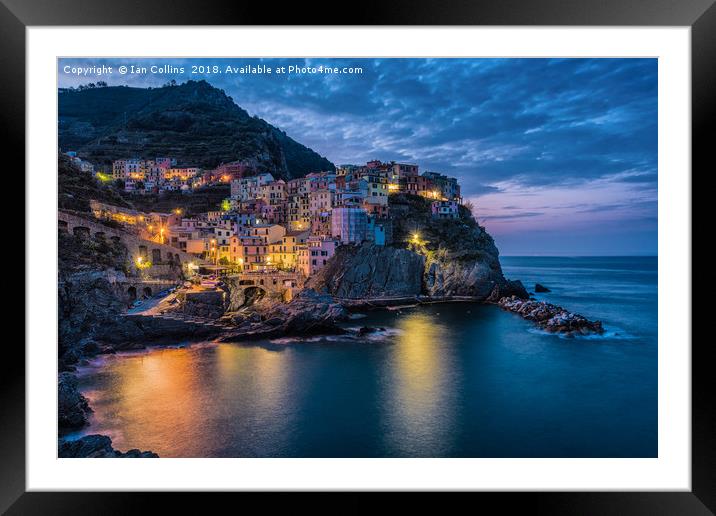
[{"x1": 58, "y1": 80, "x2": 335, "y2": 179}]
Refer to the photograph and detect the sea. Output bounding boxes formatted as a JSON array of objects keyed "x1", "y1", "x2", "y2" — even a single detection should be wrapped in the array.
[{"x1": 72, "y1": 256, "x2": 658, "y2": 458}]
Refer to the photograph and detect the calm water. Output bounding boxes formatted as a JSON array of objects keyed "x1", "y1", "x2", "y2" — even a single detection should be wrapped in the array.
[{"x1": 75, "y1": 256, "x2": 657, "y2": 457}]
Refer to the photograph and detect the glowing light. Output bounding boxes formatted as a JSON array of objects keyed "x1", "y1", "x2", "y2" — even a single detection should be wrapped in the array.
[
  {"x1": 95, "y1": 172, "x2": 113, "y2": 183},
  {"x1": 135, "y1": 256, "x2": 152, "y2": 270}
]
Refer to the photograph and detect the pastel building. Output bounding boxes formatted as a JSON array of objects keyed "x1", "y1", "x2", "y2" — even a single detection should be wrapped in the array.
[
  {"x1": 422, "y1": 171, "x2": 462, "y2": 202},
  {"x1": 431, "y1": 200, "x2": 459, "y2": 219},
  {"x1": 309, "y1": 189, "x2": 335, "y2": 216},
  {"x1": 367, "y1": 219, "x2": 391, "y2": 246},
  {"x1": 242, "y1": 223, "x2": 286, "y2": 245},
  {"x1": 298, "y1": 236, "x2": 339, "y2": 277},
  {"x1": 268, "y1": 230, "x2": 309, "y2": 270},
  {"x1": 230, "y1": 173, "x2": 275, "y2": 200},
  {"x1": 331, "y1": 207, "x2": 368, "y2": 244}
]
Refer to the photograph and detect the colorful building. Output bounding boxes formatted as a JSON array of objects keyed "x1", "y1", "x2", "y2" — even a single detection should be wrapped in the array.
[{"x1": 331, "y1": 207, "x2": 368, "y2": 244}]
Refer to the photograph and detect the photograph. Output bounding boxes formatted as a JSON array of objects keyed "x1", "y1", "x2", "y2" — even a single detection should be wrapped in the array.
[{"x1": 56, "y1": 57, "x2": 659, "y2": 459}]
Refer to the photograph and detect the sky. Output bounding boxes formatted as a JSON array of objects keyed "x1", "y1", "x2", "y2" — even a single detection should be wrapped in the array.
[{"x1": 58, "y1": 58, "x2": 658, "y2": 256}]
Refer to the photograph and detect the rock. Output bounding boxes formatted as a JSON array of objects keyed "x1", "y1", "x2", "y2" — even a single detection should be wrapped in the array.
[
  {"x1": 58, "y1": 434, "x2": 158, "y2": 458},
  {"x1": 58, "y1": 373, "x2": 92, "y2": 430},
  {"x1": 486, "y1": 279, "x2": 529, "y2": 303},
  {"x1": 357, "y1": 326, "x2": 379, "y2": 335},
  {"x1": 218, "y1": 289, "x2": 349, "y2": 342},
  {"x1": 80, "y1": 340, "x2": 100, "y2": 355},
  {"x1": 389, "y1": 199, "x2": 522, "y2": 302},
  {"x1": 264, "y1": 317, "x2": 284, "y2": 327},
  {"x1": 504, "y1": 280, "x2": 530, "y2": 299},
  {"x1": 58, "y1": 270, "x2": 128, "y2": 359},
  {"x1": 535, "y1": 283, "x2": 551, "y2": 293},
  {"x1": 306, "y1": 244, "x2": 425, "y2": 299},
  {"x1": 497, "y1": 296, "x2": 604, "y2": 337}
]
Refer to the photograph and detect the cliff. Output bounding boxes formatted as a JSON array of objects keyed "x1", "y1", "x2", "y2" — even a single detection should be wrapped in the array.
[
  {"x1": 59, "y1": 80, "x2": 335, "y2": 179},
  {"x1": 307, "y1": 194, "x2": 527, "y2": 303},
  {"x1": 306, "y1": 244, "x2": 425, "y2": 299}
]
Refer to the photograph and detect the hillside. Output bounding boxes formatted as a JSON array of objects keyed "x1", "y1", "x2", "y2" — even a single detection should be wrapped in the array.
[
  {"x1": 58, "y1": 154, "x2": 132, "y2": 212},
  {"x1": 58, "y1": 154, "x2": 227, "y2": 216},
  {"x1": 58, "y1": 80, "x2": 335, "y2": 179}
]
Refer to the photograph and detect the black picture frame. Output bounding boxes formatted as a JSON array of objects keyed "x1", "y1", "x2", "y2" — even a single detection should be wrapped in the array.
[{"x1": 4, "y1": 0, "x2": 711, "y2": 512}]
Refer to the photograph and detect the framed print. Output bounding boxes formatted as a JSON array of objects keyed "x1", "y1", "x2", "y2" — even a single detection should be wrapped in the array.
[{"x1": 5, "y1": 0, "x2": 713, "y2": 512}]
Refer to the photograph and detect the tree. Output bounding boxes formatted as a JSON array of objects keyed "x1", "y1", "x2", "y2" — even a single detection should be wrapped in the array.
[{"x1": 463, "y1": 200, "x2": 477, "y2": 219}]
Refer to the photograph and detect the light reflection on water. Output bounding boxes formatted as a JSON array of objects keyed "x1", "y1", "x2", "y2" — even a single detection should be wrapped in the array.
[
  {"x1": 75, "y1": 257, "x2": 657, "y2": 458},
  {"x1": 77, "y1": 311, "x2": 464, "y2": 458},
  {"x1": 381, "y1": 312, "x2": 458, "y2": 457}
]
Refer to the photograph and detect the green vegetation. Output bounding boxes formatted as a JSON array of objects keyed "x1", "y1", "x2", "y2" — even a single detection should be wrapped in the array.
[
  {"x1": 389, "y1": 193, "x2": 492, "y2": 263},
  {"x1": 58, "y1": 230, "x2": 129, "y2": 274},
  {"x1": 95, "y1": 171, "x2": 113, "y2": 183},
  {"x1": 58, "y1": 80, "x2": 335, "y2": 179},
  {"x1": 58, "y1": 154, "x2": 132, "y2": 212}
]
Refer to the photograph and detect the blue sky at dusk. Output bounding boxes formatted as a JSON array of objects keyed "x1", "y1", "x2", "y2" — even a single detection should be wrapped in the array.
[{"x1": 58, "y1": 58, "x2": 658, "y2": 255}]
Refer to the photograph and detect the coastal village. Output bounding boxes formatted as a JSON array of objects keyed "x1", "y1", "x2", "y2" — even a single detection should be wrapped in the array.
[
  {"x1": 54, "y1": 67, "x2": 645, "y2": 461},
  {"x1": 76, "y1": 154, "x2": 463, "y2": 283},
  {"x1": 60, "y1": 149, "x2": 604, "y2": 340}
]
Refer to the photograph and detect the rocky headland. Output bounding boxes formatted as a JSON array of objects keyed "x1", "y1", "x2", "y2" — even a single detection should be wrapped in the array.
[
  {"x1": 498, "y1": 296, "x2": 604, "y2": 336},
  {"x1": 307, "y1": 194, "x2": 529, "y2": 304}
]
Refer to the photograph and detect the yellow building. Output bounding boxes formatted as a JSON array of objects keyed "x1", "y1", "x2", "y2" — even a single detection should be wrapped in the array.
[{"x1": 268, "y1": 230, "x2": 309, "y2": 270}]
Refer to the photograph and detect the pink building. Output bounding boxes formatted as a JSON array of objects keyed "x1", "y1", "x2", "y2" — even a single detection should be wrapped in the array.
[{"x1": 298, "y1": 236, "x2": 339, "y2": 277}]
